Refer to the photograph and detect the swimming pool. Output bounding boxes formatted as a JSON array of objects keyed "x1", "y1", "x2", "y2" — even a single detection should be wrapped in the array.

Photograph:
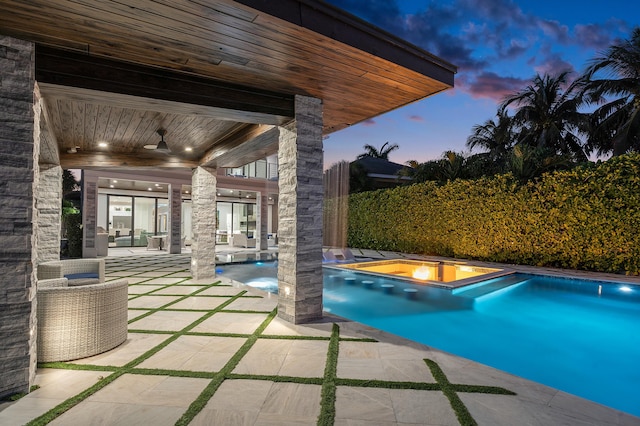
[{"x1": 217, "y1": 261, "x2": 640, "y2": 417}]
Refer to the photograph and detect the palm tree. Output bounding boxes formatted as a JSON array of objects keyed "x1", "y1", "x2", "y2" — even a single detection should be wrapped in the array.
[
  {"x1": 436, "y1": 151, "x2": 466, "y2": 182},
  {"x1": 398, "y1": 159, "x2": 440, "y2": 183},
  {"x1": 583, "y1": 27, "x2": 640, "y2": 156},
  {"x1": 357, "y1": 142, "x2": 399, "y2": 160},
  {"x1": 507, "y1": 144, "x2": 571, "y2": 182},
  {"x1": 466, "y1": 110, "x2": 514, "y2": 162},
  {"x1": 500, "y1": 71, "x2": 590, "y2": 162}
]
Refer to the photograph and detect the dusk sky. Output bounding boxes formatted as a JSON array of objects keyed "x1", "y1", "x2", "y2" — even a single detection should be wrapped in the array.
[{"x1": 321, "y1": 0, "x2": 639, "y2": 168}]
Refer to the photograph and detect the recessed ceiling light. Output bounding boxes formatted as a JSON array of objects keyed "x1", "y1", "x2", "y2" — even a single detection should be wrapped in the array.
[
  {"x1": 155, "y1": 183, "x2": 160, "y2": 187},
  {"x1": 246, "y1": 195, "x2": 250, "y2": 198},
  {"x1": 113, "y1": 180, "x2": 118, "y2": 183},
  {"x1": 148, "y1": 188, "x2": 152, "y2": 191},
  {"x1": 109, "y1": 185, "x2": 114, "y2": 188},
  {"x1": 185, "y1": 147, "x2": 192, "y2": 152},
  {"x1": 98, "y1": 142, "x2": 108, "y2": 148}
]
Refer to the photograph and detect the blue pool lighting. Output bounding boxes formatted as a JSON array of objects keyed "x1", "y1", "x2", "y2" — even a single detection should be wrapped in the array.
[{"x1": 217, "y1": 261, "x2": 640, "y2": 417}]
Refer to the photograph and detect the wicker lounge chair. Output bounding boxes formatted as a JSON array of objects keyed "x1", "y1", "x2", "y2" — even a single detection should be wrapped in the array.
[
  {"x1": 37, "y1": 258, "x2": 105, "y2": 285},
  {"x1": 36, "y1": 278, "x2": 129, "y2": 362}
]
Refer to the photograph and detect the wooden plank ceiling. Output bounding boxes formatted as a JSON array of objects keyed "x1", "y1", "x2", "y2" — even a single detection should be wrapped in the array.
[{"x1": 0, "y1": 0, "x2": 456, "y2": 170}]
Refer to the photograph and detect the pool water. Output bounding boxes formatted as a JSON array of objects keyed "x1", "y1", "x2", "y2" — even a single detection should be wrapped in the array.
[{"x1": 217, "y1": 262, "x2": 640, "y2": 417}]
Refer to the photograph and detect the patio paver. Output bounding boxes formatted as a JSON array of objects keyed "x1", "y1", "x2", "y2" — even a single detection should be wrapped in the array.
[{"x1": 1, "y1": 251, "x2": 638, "y2": 426}]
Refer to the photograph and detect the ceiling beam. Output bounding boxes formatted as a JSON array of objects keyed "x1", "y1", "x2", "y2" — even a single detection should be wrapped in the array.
[
  {"x1": 200, "y1": 124, "x2": 276, "y2": 167},
  {"x1": 35, "y1": 45, "x2": 295, "y2": 124},
  {"x1": 38, "y1": 84, "x2": 290, "y2": 124},
  {"x1": 207, "y1": 127, "x2": 281, "y2": 168},
  {"x1": 60, "y1": 152, "x2": 198, "y2": 169}
]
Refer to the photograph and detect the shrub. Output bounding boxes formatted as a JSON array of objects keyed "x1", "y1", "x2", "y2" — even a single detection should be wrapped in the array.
[{"x1": 344, "y1": 153, "x2": 640, "y2": 275}]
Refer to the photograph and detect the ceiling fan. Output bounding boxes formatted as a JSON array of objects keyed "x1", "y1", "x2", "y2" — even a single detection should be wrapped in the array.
[{"x1": 144, "y1": 129, "x2": 170, "y2": 152}]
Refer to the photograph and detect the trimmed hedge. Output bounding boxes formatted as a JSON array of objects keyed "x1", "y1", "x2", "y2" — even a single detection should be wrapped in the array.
[{"x1": 346, "y1": 153, "x2": 640, "y2": 275}]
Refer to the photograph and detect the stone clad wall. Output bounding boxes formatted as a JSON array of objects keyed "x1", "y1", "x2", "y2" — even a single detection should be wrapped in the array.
[
  {"x1": 82, "y1": 178, "x2": 98, "y2": 258},
  {"x1": 169, "y1": 186, "x2": 182, "y2": 254},
  {"x1": 36, "y1": 165, "x2": 62, "y2": 263},
  {"x1": 0, "y1": 36, "x2": 38, "y2": 398},
  {"x1": 277, "y1": 95, "x2": 324, "y2": 324},
  {"x1": 259, "y1": 193, "x2": 268, "y2": 250},
  {"x1": 191, "y1": 166, "x2": 217, "y2": 279}
]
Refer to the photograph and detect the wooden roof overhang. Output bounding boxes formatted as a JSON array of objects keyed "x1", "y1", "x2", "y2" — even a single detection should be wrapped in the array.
[{"x1": 0, "y1": 0, "x2": 457, "y2": 170}]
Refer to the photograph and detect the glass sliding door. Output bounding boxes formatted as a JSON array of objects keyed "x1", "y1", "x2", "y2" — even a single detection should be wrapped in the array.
[
  {"x1": 109, "y1": 196, "x2": 133, "y2": 247},
  {"x1": 240, "y1": 203, "x2": 257, "y2": 238},
  {"x1": 133, "y1": 197, "x2": 155, "y2": 247},
  {"x1": 105, "y1": 195, "x2": 170, "y2": 247},
  {"x1": 216, "y1": 202, "x2": 232, "y2": 243},
  {"x1": 216, "y1": 201, "x2": 257, "y2": 241},
  {"x1": 156, "y1": 198, "x2": 169, "y2": 235}
]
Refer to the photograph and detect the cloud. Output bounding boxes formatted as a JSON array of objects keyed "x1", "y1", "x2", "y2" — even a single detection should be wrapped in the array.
[
  {"x1": 458, "y1": 72, "x2": 529, "y2": 101},
  {"x1": 458, "y1": 0, "x2": 531, "y2": 28},
  {"x1": 408, "y1": 115, "x2": 424, "y2": 122},
  {"x1": 362, "y1": 119, "x2": 376, "y2": 126},
  {"x1": 534, "y1": 52, "x2": 576, "y2": 76},
  {"x1": 325, "y1": 0, "x2": 633, "y2": 102},
  {"x1": 574, "y1": 23, "x2": 615, "y2": 50},
  {"x1": 538, "y1": 20, "x2": 571, "y2": 44}
]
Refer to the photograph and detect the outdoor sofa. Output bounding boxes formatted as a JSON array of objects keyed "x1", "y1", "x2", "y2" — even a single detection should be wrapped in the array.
[
  {"x1": 36, "y1": 278, "x2": 129, "y2": 362},
  {"x1": 230, "y1": 233, "x2": 256, "y2": 248}
]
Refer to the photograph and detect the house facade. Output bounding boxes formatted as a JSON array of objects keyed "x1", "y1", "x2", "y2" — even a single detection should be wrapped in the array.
[{"x1": 0, "y1": 0, "x2": 456, "y2": 398}]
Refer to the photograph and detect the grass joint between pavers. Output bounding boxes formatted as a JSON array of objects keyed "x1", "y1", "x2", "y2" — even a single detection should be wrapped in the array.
[{"x1": 27, "y1": 254, "x2": 517, "y2": 426}]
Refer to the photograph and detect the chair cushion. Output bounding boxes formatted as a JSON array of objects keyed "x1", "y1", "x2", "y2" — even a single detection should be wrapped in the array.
[
  {"x1": 65, "y1": 272, "x2": 101, "y2": 286},
  {"x1": 65, "y1": 272, "x2": 99, "y2": 280}
]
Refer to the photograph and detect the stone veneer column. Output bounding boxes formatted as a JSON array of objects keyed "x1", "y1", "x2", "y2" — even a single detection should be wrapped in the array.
[
  {"x1": 258, "y1": 193, "x2": 268, "y2": 250},
  {"x1": 168, "y1": 185, "x2": 182, "y2": 254},
  {"x1": 191, "y1": 166, "x2": 216, "y2": 279},
  {"x1": 36, "y1": 165, "x2": 62, "y2": 263},
  {"x1": 82, "y1": 172, "x2": 98, "y2": 258},
  {"x1": 277, "y1": 95, "x2": 323, "y2": 323},
  {"x1": 0, "y1": 36, "x2": 38, "y2": 398}
]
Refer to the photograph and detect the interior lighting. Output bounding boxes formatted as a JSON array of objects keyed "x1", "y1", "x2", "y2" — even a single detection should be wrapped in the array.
[
  {"x1": 412, "y1": 266, "x2": 431, "y2": 280},
  {"x1": 148, "y1": 188, "x2": 152, "y2": 191},
  {"x1": 112, "y1": 180, "x2": 118, "y2": 183},
  {"x1": 98, "y1": 142, "x2": 108, "y2": 148},
  {"x1": 109, "y1": 185, "x2": 114, "y2": 188},
  {"x1": 155, "y1": 183, "x2": 160, "y2": 187},
  {"x1": 185, "y1": 147, "x2": 193, "y2": 152}
]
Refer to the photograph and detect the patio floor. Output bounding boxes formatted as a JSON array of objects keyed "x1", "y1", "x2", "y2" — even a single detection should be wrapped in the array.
[{"x1": 0, "y1": 251, "x2": 637, "y2": 425}]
